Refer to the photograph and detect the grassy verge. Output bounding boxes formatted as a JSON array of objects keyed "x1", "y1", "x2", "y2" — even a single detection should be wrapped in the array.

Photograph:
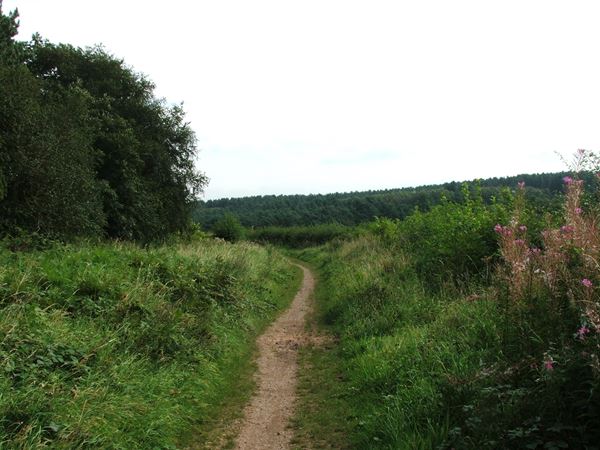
[
  {"x1": 189, "y1": 259, "x2": 302, "y2": 449},
  {"x1": 290, "y1": 255, "x2": 355, "y2": 450},
  {"x1": 292, "y1": 227, "x2": 600, "y2": 449},
  {"x1": 291, "y1": 239, "x2": 503, "y2": 449},
  {"x1": 0, "y1": 239, "x2": 301, "y2": 449}
]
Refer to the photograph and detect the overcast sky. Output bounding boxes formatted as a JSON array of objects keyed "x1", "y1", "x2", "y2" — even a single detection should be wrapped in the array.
[{"x1": 5, "y1": 0, "x2": 600, "y2": 199}]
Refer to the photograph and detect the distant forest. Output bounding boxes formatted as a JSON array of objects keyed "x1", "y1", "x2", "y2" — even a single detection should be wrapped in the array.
[{"x1": 193, "y1": 172, "x2": 591, "y2": 228}]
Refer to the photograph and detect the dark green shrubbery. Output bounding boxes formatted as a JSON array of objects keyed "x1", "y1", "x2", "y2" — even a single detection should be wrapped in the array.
[
  {"x1": 212, "y1": 213, "x2": 245, "y2": 242},
  {"x1": 247, "y1": 223, "x2": 352, "y2": 248},
  {"x1": 368, "y1": 183, "x2": 510, "y2": 289}
]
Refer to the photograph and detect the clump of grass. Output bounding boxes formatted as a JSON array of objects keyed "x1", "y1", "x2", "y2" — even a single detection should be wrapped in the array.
[{"x1": 0, "y1": 239, "x2": 300, "y2": 449}]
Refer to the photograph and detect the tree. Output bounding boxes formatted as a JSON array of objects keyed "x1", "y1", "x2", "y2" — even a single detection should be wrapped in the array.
[{"x1": 0, "y1": 5, "x2": 207, "y2": 241}]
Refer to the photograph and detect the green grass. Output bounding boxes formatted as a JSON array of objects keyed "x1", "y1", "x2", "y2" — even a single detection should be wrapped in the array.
[
  {"x1": 291, "y1": 238, "x2": 504, "y2": 449},
  {"x1": 290, "y1": 259, "x2": 355, "y2": 450},
  {"x1": 189, "y1": 260, "x2": 303, "y2": 449},
  {"x1": 292, "y1": 231, "x2": 600, "y2": 449},
  {"x1": 0, "y1": 239, "x2": 301, "y2": 449}
]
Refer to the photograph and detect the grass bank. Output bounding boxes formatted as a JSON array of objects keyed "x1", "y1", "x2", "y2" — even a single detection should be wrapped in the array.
[
  {"x1": 0, "y1": 239, "x2": 301, "y2": 449},
  {"x1": 293, "y1": 231, "x2": 599, "y2": 449}
]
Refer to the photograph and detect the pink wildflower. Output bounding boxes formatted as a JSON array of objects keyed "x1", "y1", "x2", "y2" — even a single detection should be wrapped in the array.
[
  {"x1": 494, "y1": 224, "x2": 503, "y2": 233},
  {"x1": 519, "y1": 225, "x2": 527, "y2": 232},
  {"x1": 575, "y1": 207, "x2": 583, "y2": 215},
  {"x1": 514, "y1": 239, "x2": 525, "y2": 246},
  {"x1": 563, "y1": 176, "x2": 573, "y2": 185},
  {"x1": 561, "y1": 225, "x2": 574, "y2": 234},
  {"x1": 544, "y1": 359, "x2": 554, "y2": 371},
  {"x1": 529, "y1": 247, "x2": 541, "y2": 255},
  {"x1": 582, "y1": 278, "x2": 593, "y2": 288},
  {"x1": 576, "y1": 325, "x2": 590, "y2": 339}
]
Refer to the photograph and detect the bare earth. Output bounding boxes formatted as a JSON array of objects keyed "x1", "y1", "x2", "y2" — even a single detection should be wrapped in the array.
[{"x1": 234, "y1": 264, "x2": 315, "y2": 450}]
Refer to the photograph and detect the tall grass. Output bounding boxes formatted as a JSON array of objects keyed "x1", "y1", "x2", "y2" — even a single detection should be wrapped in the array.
[
  {"x1": 297, "y1": 238, "x2": 504, "y2": 449},
  {"x1": 0, "y1": 238, "x2": 300, "y2": 449}
]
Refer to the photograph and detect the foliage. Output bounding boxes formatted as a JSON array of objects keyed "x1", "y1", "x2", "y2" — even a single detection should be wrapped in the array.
[
  {"x1": 294, "y1": 238, "x2": 504, "y2": 449},
  {"x1": 397, "y1": 183, "x2": 510, "y2": 288},
  {"x1": 293, "y1": 156, "x2": 600, "y2": 448},
  {"x1": 0, "y1": 239, "x2": 299, "y2": 449},
  {"x1": 193, "y1": 172, "x2": 573, "y2": 229},
  {"x1": 212, "y1": 213, "x2": 244, "y2": 242},
  {"x1": 247, "y1": 223, "x2": 353, "y2": 248},
  {"x1": 0, "y1": 5, "x2": 206, "y2": 241}
]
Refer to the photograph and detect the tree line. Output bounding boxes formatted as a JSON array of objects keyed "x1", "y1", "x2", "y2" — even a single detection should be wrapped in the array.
[
  {"x1": 0, "y1": 3, "x2": 206, "y2": 241},
  {"x1": 194, "y1": 172, "x2": 583, "y2": 229}
]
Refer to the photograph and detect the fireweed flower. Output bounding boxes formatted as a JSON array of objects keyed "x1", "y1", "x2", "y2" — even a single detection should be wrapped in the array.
[
  {"x1": 563, "y1": 176, "x2": 573, "y2": 185},
  {"x1": 544, "y1": 359, "x2": 554, "y2": 371},
  {"x1": 575, "y1": 207, "x2": 583, "y2": 215},
  {"x1": 582, "y1": 278, "x2": 593, "y2": 288},
  {"x1": 519, "y1": 225, "x2": 527, "y2": 232},
  {"x1": 576, "y1": 325, "x2": 590, "y2": 339},
  {"x1": 514, "y1": 239, "x2": 525, "y2": 246},
  {"x1": 494, "y1": 224, "x2": 503, "y2": 233}
]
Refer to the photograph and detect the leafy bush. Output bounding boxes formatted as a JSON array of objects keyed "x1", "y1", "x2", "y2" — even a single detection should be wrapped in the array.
[
  {"x1": 212, "y1": 213, "x2": 245, "y2": 242},
  {"x1": 397, "y1": 183, "x2": 509, "y2": 288},
  {"x1": 247, "y1": 223, "x2": 352, "y2": 247}
]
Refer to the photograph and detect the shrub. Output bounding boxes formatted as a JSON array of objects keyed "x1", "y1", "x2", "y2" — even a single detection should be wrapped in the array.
[
  {"x1": 247, "y1": 223, "x2": 352, "y2": 247},
  {"x1": 471, "y1": 149, "x2": 600, "y2": 448},
  {"x1": 212, "y1": 213, "x2": 244, "y2": 242},
  {"x1": 397, "y1": 183, "x2": 509, "y2": 288}
]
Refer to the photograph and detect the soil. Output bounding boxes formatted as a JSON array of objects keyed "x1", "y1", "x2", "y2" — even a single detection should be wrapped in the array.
[{"x1": 233, "y1": 264, "x2": 315, "y2": 450}]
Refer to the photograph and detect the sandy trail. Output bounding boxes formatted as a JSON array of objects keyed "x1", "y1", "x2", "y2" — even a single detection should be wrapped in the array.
[{"x1": 234, "y1": 264, "x2": 314, "y2": 450}]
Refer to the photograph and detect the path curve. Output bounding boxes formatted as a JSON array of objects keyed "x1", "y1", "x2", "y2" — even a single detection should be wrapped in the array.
[{"x1": 234, "y1": 264, "x2": 314, "y2": 450}]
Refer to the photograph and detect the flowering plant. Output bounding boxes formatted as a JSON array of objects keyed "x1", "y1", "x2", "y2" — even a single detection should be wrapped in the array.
[{"x1": 496, "y1": 150, "x2": 600, "y2": 376}]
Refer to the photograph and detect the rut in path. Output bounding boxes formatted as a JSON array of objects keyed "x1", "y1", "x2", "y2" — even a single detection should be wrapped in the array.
[{"x1": 234, "y1": 264, "x2": 314, "y2": 450}]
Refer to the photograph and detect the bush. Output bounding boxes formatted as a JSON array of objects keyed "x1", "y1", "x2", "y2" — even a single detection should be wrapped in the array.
[
  {"x1": 212, "y1": 213, "x2": 245, "y2": 242},
  {"x1": 247, "y1": 223, "x2": 352, "y2": 248},
  {"x1": 397, "y1": 183, "x2": 509, "y2": 288}
]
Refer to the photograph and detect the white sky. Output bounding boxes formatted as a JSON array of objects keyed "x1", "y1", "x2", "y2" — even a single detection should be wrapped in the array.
[{"x1": 5, "y1": 0, "x2": 600, "y2": 199}]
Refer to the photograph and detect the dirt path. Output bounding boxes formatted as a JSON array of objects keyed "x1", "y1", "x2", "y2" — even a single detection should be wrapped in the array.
[{"x1": 233, "y1": 264, "x2": 314, "y2": 450}]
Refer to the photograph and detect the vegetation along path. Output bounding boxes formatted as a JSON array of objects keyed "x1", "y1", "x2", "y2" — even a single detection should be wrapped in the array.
[{"x1": 234, "y1": 264, "x2": 315, "y2": 450}]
